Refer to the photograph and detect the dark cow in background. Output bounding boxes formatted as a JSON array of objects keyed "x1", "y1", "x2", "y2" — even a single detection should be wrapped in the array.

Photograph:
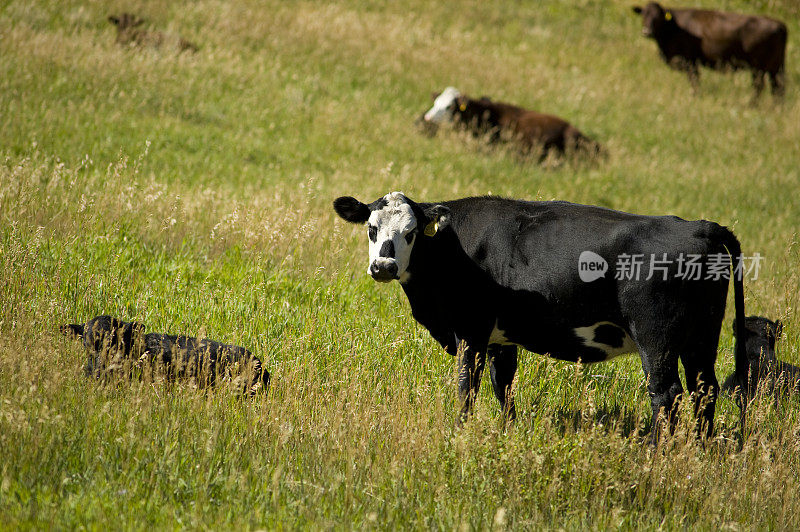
[
  {"x1": 334, "y1": 192, "x2": 747, "y2": 441},
  {"x1": 419, "y1": 87, "x2": 602, "y2": 161},
  {"x1": 722, "y1": 316, "x2": 800, "y2": 399},
  {"x1": 108, "y1": 13, "x2": 198, "y2": 53},
  {"x1": 61, "y1": 315, "x2": 269, "y2": 395},
  {"x1": 632, "y1": 3, "x2": 787, "y2": 98}
]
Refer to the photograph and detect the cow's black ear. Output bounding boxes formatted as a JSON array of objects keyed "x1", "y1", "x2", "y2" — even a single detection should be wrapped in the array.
[
  {"x1": 423, "y1": 205, "x2": 450, "y2": 237},
  {"x1": 632, "y1": 6, "x2": 642, "y2": 14},
  {"x1": 333, "y1": 196, "x2": 370, "y2": 224},
  {"x1": 108, "y1": 15, "x2": 120, "y2": 25},
  {"x1": 61, "y1": 323, "x2": 84, "y2": 338}
]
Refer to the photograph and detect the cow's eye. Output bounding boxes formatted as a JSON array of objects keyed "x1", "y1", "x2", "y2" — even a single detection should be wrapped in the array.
[
  {"x1": 368, "y1": 225, "x2": 377, "y2": 242},
  {"x1": 404, "y1": 232, "x2": 415, "y2": 244}
]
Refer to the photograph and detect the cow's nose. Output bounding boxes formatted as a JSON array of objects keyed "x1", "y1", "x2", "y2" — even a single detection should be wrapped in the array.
[{"x1": 370, "y1": 261, "x2": 398, "y2": 282}]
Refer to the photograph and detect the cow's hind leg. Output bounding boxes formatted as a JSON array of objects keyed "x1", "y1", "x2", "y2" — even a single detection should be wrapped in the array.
[
  {"x1": 681, "y1": 353, "x2": 719, "y2": 439},
  {"x1": 488, "y1": 345, "x2": 517, "y2": 421},
  {"x1": 769, "y1": 69, "x2": 785, "y2": 98},
  {"x1": 643, "y1": 359, "x2": 683, "y2": 444},
  {"x1": 632, "y1": 321, "x2": 684, "y2": 443}
]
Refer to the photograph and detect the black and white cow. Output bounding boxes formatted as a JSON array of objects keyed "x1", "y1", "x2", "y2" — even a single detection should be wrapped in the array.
[{"x1": 334, "y1": 192, "x2": 747, "y2": 439}]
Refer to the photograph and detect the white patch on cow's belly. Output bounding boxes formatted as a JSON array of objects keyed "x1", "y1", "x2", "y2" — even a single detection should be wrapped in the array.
[
  {"x1": 573, "y1": 321, "x2": 637, "y2": 358},
  {"x1": 489, "y1": 321, "x2": 514, "y2": 346}
]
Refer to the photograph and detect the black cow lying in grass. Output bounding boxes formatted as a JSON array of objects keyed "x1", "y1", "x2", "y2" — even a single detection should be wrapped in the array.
[
  {"x1": 108, "y1": 13, "x2": 198, "y2": 53},
  {"x1": 61, "y1": 315, "x2": 269, "y2": 395},
  {"x1": 632, "y1": 3, "x2": 787, "y2": 98},
  {"x1": 722, "y1": 316, "x2": 799, "y2": 399},
  {"x1": 418, "y1": 87, "x2": 602, "y2": 161},
  {"x1": 334, "y1": 192, "x2": 748, "y2": 442}
]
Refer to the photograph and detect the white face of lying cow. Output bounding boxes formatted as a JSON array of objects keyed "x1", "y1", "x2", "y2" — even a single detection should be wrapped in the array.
[
  {"x1": 423, "y1": 86, "x2": 461, "y2": 124},
  {"x1": 333, "y1": 192, "x2": 449, "y2": 283}
]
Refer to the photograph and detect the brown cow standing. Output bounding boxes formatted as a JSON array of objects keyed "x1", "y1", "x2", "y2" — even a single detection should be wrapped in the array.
[
  {"x1": 632, "y1": 3, "x2": 787, "y2": 98},
  {"x1": 108, "y1": 13, "x2": 198, "y2": 53},
  {"x1": 420, "y1": 87, "x2": 602, "y2": 161}
]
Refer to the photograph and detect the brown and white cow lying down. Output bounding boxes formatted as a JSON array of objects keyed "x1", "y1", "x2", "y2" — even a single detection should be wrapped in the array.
[
  {"x1": 722, "y1": 316, "x2": 800, "y2": 399},
  {"x1": 632, "y1": 3, "x2": 787, "y2": 98},
  {"x1": 61, "y1": 315, "x2": 269, "y2": 395},
  {"x1": 419, "y1": 87, "x2": 602, "y2": 161},
  {"x1": 108, "y1": 13, "x2": 198, "y2": 53}
]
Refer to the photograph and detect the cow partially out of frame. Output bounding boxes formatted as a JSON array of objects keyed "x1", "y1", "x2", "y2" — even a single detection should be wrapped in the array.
[
  {"x1": 334, "y1": 192, "x2": 748, "y2": 441},
  {"x1": 632, "y1": 3, "x2": 787, "y2": 99},
  {"x1": 722, "y1": 316, "x2": 800, "y2": 399}
]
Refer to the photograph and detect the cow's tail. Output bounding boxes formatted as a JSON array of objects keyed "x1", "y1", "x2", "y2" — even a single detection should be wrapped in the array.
[{"x1": 719, "y1": 227, "x2": 747, "y2": 394}]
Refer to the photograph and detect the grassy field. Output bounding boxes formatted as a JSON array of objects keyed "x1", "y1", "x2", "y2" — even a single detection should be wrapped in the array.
[{"x1": 2, "y1": 0, "x2": 800, "y2": 528}]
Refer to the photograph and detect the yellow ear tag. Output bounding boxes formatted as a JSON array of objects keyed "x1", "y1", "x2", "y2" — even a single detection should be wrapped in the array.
[
  {"x1": 665, "y1": 11, "x2": 672, "y2": 21},
  {"x1": 424, "y1": 220, "x2": 438, "y2": 237},
  {"x1": 459, "y1": 103, "x2": 467, "y2": 111}
]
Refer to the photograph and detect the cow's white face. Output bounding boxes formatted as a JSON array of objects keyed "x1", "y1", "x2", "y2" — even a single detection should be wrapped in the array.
[
  {"x1": 365, "y1": 192, "x2": 417, "y2": 282},
  {"x1": 333, "y1": 192, "x2": 450, "y2": 284},
  {"x1": 423, "y1": 87, "x2": 461, "y2": 124}
]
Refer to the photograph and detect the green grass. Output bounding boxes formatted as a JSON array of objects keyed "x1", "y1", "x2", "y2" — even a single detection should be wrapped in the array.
[{"x1": 2, "y1": 0, "x2": 800, "y2": 528}]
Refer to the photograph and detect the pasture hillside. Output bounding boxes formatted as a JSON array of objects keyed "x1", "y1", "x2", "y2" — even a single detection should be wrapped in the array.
[{"x1": 1, "y1": 0, "x2": 799, "y2": 528}]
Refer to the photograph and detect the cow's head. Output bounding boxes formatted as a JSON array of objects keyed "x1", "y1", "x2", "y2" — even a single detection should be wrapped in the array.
[
  {"x1": 333, "y1": 192, "x2": 450, "y2": 283},
  {"x1": 734, "y1": 316, "x2": 783, "y2": 361},
  {"x1": 632, "y1": 3, "x2": 674, "y2": 38},
  {"x1": 60, "y1": 323, "x2": 85, "y2": 338},
  {"x1": 82, "y1": 315, "x2": 145, "y2": 356},
  {"x1": 108, "y1": 13, "x2": 145, "y2": 30},
  {"x1": 422, "y1": 87, "x2": 465, "y2": 125}
]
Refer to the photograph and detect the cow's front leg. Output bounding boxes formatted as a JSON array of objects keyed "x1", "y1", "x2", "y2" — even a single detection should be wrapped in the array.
[
  {"x1": 671, "y1": 57, "x2": 700, "y2": 93},
  {"x1": 686, "y1": 63, "x2": 700, "y2": 93},
  {"x1": 456, "y1": 337, "x2": 486, "y2": 425},
  {"x1": 769, "y1": 70, "x2": 785, "y2": 98},
  {"x1": 642, "y1": 360, "x2": 683, "y2": 445},
  {"x1": 751, "y1": 70, "x2": 766, "y2": 102}
]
